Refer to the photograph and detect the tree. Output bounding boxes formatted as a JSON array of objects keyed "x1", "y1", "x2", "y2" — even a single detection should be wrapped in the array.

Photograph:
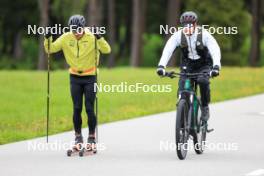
[
  {"x1": 51, "y1": 0, "x2": 86, "y2": 22},
  {"x1": 166, "y1": 0, "x2": 181, "y2": 67},
  {"x1": 186, "y1": 0, "x2": 250, "y2": 66},
  {"x1": 249, "y1": 0, "x2": 261, "y2": 66},
  {"x1": 107, "y1": 0, "x2": 116, "y2": 68},
  {"x1": 37, "y1": 0, "x2": 49, "y2": 70},
  {"x1": 115, "y1": 0, "x2": 132, "y2": 60},
  {"x1": 130, "y1": 0, "x2": 147, "y2": 67},
  {"x1": 13, "y1": 32, "x2": 23, "y2": 59},
  {"x1": 86, "y1": 0, "x2": 102, "y2": 26},
  {"x1": 0, "y1": 0, "x2": 37, "y2": 59}
]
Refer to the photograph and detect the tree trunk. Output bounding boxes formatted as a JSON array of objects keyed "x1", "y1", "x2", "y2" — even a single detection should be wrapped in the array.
[
  {"x1": 13, "y1": 32, "x2": 23, "y2": 60},
  {"x1": 249, "y1": 0, "x2": 261, "y2": 67},
  {"x1": 1, "y1": 30, "x2": 8, "y2": 54},
  {"x1": 37, "y1": 0, "x2": 49, "y2": 70},
  {"x1": 86, "y1": 0, "x2": 102, "y2": 27},
  {"x1": 130, "y1": 0, "x2": 146, "y2": 67},
  {"x1": 119, "y1": 1, "x2": 132, "y2": 59},
  {"x1": 107, "y1": 0, "x2": 116, "y2": 68},
  {"x1": 166, "y1": 0, "x2": 181, "y2": 67}
]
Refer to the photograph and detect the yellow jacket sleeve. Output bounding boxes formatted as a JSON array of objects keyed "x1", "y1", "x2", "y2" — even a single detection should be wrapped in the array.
[
  {"x1": 44, "y1": 36, "x2": 63, "y2": 54},
  {"x1": 97, "y1": 37, "x2": 111, "y2": 54}
]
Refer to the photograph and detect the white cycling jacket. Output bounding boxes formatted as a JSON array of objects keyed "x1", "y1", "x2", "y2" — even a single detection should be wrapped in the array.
[{"x1": 158, "y1": 27, "x2": 221, "y2": 68}]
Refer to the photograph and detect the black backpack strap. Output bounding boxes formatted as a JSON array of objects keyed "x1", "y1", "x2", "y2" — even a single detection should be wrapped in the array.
[
  {"x1": 195, "y1": 27, "x2": 213, "y2": 67},
  {"x1": 180, "y1": 30, "x2": 189, "y2": 67},
  {"x1": 180, "y1": 30, "x2": 188, "y2": 48},
  {"x1": 196, "y1": 27, "x2": 204, "y2": 49}
]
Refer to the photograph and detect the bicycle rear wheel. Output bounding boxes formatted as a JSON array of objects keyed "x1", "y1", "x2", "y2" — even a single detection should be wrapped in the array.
[
  {"x1": 193, "y1": 101, "x2": 207, "y2": 154},
  {"x1": 175, "y1": 99, "x2": 189, "y2": 160}
]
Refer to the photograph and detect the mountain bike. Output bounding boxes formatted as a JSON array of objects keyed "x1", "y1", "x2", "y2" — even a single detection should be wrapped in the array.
[{"x1": 165, "y1": 70, "x2": 213, "y2": 160}]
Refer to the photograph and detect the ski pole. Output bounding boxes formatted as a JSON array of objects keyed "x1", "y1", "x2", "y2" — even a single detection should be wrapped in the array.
[
  {"x1": 47, "y1": 37, "x2": 50, "y2": 143},
  {"x1": 94, "y1": 26, "x2": 98, "y2": 145}
]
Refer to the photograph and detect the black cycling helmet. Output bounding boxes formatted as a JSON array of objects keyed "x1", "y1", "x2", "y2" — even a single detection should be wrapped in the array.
[
  {"x1": 180, "y1": 11, "x2": 198, "y2": 25},
  {"x1": 68, "y1": 15, "x2": 86, "y2": 29}
]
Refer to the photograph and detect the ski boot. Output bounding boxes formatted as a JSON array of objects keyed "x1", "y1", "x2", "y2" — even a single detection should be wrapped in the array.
[
  {"x1": 79, "y1": 135, "x2": 97, "y2": 157},
  {"x1": 67, "y1": 133, "x2": 83, "y2": 157}
]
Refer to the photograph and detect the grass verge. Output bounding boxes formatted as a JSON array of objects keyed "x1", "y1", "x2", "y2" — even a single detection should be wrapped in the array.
[{"x1": 0, "y1": 67, "x2": 264, "y2": 144}]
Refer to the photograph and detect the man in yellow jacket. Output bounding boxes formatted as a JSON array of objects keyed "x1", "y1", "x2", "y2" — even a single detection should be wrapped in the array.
[{"x1": 44, "y1": 15, "x2": 111, "y2": 150}]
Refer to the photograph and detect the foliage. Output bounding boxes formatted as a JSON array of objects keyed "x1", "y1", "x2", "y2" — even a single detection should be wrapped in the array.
[
  {"x1": 0, "y1": 0, "x2": 262, "y2": 69},
  {"x1": 185, "y1": 0, "x2": 251, "y2": 65},
  {"x1": 142, "y1": 34, "x2": 164, "y2": 66}
]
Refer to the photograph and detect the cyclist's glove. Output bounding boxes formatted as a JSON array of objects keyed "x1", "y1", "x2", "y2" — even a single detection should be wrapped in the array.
[
  {"x1": 210, "y1": 65, "x2": 220, "y2": 77},
  {"x1": 94, "y1": 33, "x2": 102, "y2": 39},
  {"x1": 157, "y1": 65, "x2": 166, "y2": 76}
]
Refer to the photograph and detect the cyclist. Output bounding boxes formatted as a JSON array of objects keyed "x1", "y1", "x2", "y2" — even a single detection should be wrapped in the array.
[
  {"x1": 44, "y1": 15, "x2": 111, "y2": 148},
  {"x1": 157, "y1": 11, "x2": 221, "y2": 121}
]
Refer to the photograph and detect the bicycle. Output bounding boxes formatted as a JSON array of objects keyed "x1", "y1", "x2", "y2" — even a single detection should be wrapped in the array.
[{"x1": 164, "y1": 70, "x2": 214, "y2": 160}]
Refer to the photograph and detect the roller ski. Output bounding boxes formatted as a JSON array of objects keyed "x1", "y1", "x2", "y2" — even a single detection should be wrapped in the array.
[
  {"x1": 67, "y1": 133, "x2": 83, "y2": 157},
  {"x1": 79, "y1": 135, "x2": 97, "y2": 157}
]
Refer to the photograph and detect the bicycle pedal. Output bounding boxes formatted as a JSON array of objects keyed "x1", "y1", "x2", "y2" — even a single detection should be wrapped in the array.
[{"x1": 207, "y1": 128, "x2": 214, "y2": 133}]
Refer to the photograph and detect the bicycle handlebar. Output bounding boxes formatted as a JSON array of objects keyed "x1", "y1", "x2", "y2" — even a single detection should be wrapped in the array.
[{"x1": 164, "y1": 71, "x2": 210, "y2": 79}]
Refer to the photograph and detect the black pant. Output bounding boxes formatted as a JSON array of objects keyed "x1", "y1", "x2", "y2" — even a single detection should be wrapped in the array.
[
  {"x1": 70, "y1": 74, "x2": 97, "y2": 135},
  {"x1": 178, "y1": 63, "x2": 211, "y2": 107}
]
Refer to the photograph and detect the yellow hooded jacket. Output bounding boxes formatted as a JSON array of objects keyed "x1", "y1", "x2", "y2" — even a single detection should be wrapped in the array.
[{"x1": 44, "y1": 31, "x2": 111, "y2": 76}]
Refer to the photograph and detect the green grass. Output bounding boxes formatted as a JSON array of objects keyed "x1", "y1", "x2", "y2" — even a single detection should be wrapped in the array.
[{"x1": 0, "y1": 67, "x2": 264, "y2": 144}]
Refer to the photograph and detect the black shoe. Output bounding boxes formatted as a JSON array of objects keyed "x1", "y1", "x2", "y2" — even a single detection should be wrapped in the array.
[
  {"x1": 86, "y1": 135, "x2": 96, "y2": 151},
  {"x1": 74, "y1": 133, "x2": 83, "y2": 145},
  {"x1": 87, "y1": 136, "x2": 96, "y2": 144},
  {"x1": 201, "y1": 106, "x2": 210, "y2": 121}
]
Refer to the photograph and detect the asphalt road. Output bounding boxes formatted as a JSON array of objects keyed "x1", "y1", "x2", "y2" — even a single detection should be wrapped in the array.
[{"x1": 1, "y1": 94, "x2": 264, "y2": 176}]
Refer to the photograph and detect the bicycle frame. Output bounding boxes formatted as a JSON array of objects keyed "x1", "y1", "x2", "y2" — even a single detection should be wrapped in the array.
[
  {"x1": 165, "y1": 71, "x2": 207, "y2": 133},
  {"x1": 179, "y1": 78, "x2": 201, "y2": 133}
]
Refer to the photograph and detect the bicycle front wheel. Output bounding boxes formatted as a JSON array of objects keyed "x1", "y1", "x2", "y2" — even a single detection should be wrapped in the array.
[{"x1": 175, "y1": 99, "x2": 189, "y2": 160}]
